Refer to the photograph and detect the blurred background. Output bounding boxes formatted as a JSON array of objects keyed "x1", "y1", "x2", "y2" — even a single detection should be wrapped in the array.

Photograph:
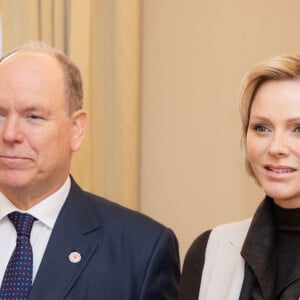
[{"x1": 1, "y1": 0, "x2": 299, "y2": 263}]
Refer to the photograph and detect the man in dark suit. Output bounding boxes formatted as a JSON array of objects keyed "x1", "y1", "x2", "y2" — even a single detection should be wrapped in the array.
[{"x1": 0, "y1": 43, "x2": 180, "y2": 299}]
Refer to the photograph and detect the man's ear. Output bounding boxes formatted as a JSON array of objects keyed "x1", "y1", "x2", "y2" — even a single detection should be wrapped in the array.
[{"x1": 70, "y1": 109, "x2": 88, "y2": 152}]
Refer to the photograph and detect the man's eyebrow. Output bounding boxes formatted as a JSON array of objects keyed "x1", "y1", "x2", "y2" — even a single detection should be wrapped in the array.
[{"x1": 23, "y1": 106, "x2": 49, "y2": 114}]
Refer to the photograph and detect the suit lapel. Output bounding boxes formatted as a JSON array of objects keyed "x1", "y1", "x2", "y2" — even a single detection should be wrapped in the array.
[{"x1": 29, "y1": 179, "x2": 101, "y2": 300}]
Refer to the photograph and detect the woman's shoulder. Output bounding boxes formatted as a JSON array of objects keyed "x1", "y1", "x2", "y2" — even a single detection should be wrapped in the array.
[
  {"x1": 207, "y1": 218, "x2": 252, "y2": 247},
  {"x1": 185, "y1": 230, "x2": 212, "y2": 263},
  {"x1": 179, "y1": 219, "x2": 252, "y2": 300},
  {"x1": 185, "y1": 218, "x2": 252, "y2": 263},
  {"x1": 178, "y1": 230, "x2": 212, "y2": 300}
]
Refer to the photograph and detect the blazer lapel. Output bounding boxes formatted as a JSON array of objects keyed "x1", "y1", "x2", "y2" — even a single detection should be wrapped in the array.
[{"x1": 29, "y1": 179, "x2": 101, "y2": 300}]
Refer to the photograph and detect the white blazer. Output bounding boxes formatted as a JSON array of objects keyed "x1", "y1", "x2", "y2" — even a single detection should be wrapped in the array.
[{"x1": 199, "y1": 218, "x2": 252, "y2": 300}]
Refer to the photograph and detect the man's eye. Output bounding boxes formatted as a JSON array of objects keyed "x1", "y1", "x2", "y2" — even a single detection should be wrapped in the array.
[
  {"x1": 294, "y1": 126, "x2": 300, "y2": 133},
  {"x1": 28, "y1": 114, "x2": 42, "y2": 120},
  {"x1": 254, "y1": 125, "x2": 270, "y2": 132}
]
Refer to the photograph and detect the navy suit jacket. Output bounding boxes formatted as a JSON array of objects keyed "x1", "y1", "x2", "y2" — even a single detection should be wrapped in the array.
[{"x1": 28, "y1": 178, "x2": 180, "y2": 299}]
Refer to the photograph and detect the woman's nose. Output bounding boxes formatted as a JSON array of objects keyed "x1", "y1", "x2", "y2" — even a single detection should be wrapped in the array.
[{"x1": 268, "y1": 132, "x2": 290, "y2": 157}]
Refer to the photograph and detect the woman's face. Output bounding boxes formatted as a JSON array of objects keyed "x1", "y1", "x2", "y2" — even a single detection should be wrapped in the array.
[{"x1": 247, "y1": 78, "x2": 300, "y2": 208}]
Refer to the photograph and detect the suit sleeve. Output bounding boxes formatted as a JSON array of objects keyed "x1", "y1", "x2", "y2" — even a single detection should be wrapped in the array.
[
  {"x1": 178, "y1": 230, "x2": 211, "y2": 300},
  {"x1": 139, "y1": 228, "x2": 180, "y2": 300}
]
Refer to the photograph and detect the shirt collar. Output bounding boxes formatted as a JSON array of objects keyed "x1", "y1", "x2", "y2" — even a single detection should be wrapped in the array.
[{"x1": 0, "y1": 176, "x2": 71, "y2": 229}]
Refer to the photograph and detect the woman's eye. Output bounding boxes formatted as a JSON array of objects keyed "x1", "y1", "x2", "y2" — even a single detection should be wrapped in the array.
[
  {"x1": 254, "y1": 125, "x2": 270, "y2": 132},
  {"x1": 294, "y1": 126, "x2": 300, "y2": 133}
]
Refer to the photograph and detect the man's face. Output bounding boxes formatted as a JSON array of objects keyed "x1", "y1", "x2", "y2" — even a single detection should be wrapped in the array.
[{"x1": 0, "y1": 52, "x2": 86, "y2": 208}]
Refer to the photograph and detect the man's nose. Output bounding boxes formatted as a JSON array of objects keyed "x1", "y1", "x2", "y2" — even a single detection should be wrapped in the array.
[{"x1": 2, "y1": 117, "x2": 24, "y2": 143}]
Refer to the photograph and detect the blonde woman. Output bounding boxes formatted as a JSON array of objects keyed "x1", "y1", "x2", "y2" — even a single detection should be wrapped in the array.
[{"x1": 179, "y1": 54, "x2": 300, "y2": 299}]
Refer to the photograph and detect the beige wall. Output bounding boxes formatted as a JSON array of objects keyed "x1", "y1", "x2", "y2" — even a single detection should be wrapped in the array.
[{"x1": 140, "y1": 0, "x2": 300, "y2": 261}]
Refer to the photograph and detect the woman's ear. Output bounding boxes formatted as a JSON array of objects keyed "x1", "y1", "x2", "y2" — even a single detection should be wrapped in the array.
[{"x1": 70, "y1": 109, "x2": 88, "y2": 152}]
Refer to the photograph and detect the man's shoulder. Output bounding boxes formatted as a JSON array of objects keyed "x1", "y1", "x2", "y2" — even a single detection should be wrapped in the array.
[{"x1": 77, "y1": 187, "x2": 172, "y2": 236}]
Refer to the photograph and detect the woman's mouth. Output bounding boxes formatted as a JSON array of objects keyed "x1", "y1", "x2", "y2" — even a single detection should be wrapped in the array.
[{"x1": 265, "y1": 166, "x2": 296, "y2": 173}]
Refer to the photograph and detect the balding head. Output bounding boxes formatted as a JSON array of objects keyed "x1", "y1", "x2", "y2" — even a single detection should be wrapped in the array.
[{"x1": 0, "y1": 42, "x2": 83, "y2": 115}]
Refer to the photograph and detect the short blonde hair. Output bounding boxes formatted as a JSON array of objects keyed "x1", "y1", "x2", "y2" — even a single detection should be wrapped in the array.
[{"x1": 239, "y1": 54, "x2": 300, "y2": 177}]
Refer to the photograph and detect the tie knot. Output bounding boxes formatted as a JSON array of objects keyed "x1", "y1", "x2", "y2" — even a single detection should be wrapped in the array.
[{"x1": 8, "y1": 212, "x2": 36, "y2": 237}]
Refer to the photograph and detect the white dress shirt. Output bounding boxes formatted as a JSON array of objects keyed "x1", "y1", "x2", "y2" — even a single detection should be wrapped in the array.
[{"x1": 0, "y1": 176, "x2": 71, "y2": 284}]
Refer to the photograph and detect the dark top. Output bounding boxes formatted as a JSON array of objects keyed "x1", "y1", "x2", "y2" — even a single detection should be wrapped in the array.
[
  {"x1": 178, "y1": 230, "x2": 210, "y2": 299},
  {"x1": 179, "y1": 199, "x2": 300, "y2": 300}
]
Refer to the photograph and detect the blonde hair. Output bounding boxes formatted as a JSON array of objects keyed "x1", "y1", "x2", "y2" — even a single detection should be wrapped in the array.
[{"x1": 239, "y1": 54, "x2": 300, "y2": 177}]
